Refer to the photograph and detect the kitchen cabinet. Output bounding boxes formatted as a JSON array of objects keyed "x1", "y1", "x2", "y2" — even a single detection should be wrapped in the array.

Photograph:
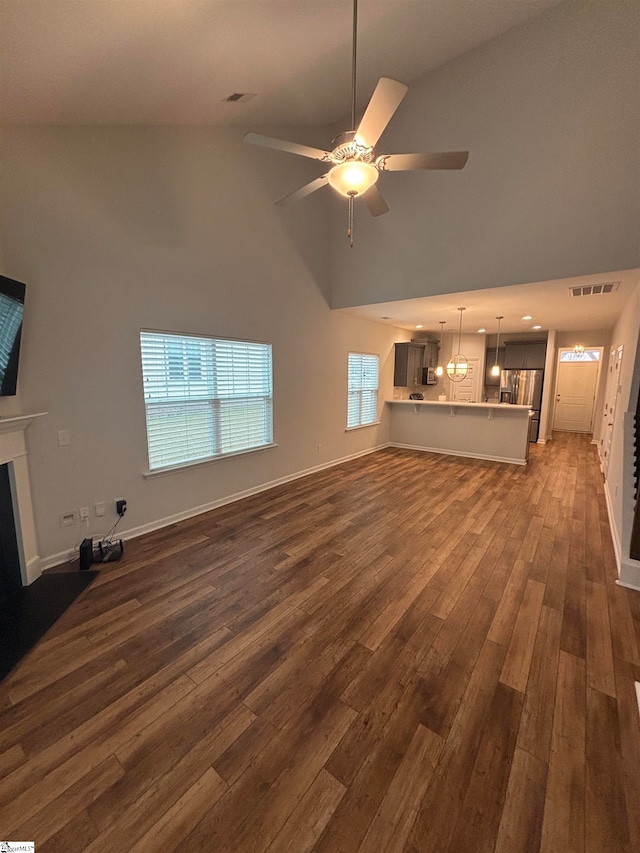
[
  {"x1": 504, "y1": 341, "x2": 546, "y2": 370},
  {"x1": 485, "y1": 347, "x2": 506, "y2": 386},
  {"x1": 394, "y1": 342, "x2": 425, "y2": 386},
  {"x1": 424, "y1": 342, "x2": 439, "y2": 369},
  {"x1": 523, "y1": 343, "x2": 546, "y2": 369}
]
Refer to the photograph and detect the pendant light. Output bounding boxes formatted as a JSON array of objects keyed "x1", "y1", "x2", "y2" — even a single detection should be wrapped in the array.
[
  {"x1": 491, "y1": 316, "x2": 503, "y2": 377},
  {"x1": 447, "y1": 307, "x2": 468, "y2": 382},
  {"x1": 435, "y1": 321, "x2": 446, "y2": 376}
]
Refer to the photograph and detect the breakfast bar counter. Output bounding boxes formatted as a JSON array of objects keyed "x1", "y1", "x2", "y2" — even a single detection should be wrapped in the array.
[{"x1": 387, "y1": 400, "x2": 533, "y2": 465}]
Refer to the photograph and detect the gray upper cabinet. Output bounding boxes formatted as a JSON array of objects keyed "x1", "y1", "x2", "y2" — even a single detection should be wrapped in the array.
[
  {"x1": 394, "y1": 342, "x2": 425, "y2": 386},
  {"x1": 504, "y1": 341, "x2": 546, "y2": 370},
  {"x1": 424, "y1": 342, "x2": 439, "y2": 369},
  {"x1": 504, "y1": 344, "x2": 526, "y2": 369},
  {"x1": 523, "y1": 343, "x2": 546, "y2": 369}
]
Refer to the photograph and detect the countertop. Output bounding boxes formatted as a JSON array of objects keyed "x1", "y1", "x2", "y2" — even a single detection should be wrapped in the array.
[{"x1": 388, "y1": 400, "x2": 532, "y2": 411}]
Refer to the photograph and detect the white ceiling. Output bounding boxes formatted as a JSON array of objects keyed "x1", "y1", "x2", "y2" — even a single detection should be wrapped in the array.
[
  {"x1": 0, "y1": 0, "x2": 561, "y2": 126},
  {"x1": 339, "y1": 269, "x2": 640, "y2": 335}
]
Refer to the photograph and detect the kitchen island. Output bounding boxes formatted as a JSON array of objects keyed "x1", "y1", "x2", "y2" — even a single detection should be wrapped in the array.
[{"x1": 388, "y1": 400, "x2": 533, "y2": 465}]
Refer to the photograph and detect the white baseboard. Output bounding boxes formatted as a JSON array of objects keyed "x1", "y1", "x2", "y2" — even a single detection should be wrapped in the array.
[
  {"x1": 388, "y1": 442, "x2": 526, "y2": 466},
  {"x1": 39, "y1": 443, "x2": 390, "y2": 571},
  {"x1": 603, "y1": 479, "x2": 622, "y2": 574},
  {"x1": 603, "y1": 477, "x2": 640, "y2": 591}
]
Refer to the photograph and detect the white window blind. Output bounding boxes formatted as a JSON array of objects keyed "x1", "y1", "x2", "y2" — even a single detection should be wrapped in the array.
[
  {"x1": 347, "y1": 352, "x2": 379, "y2": 428},
  {"x1": 140, "y1": 331, "x2": 273, "y2": 471}
]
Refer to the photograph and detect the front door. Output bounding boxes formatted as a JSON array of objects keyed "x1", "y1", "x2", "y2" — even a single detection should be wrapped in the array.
[{"x1": 553, "y1": 348, "x2": 602, "y2": 433}]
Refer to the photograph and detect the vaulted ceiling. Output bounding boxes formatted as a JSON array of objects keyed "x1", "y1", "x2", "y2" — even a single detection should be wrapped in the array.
[{"x1": 1, "y1": 0, "x2": 562, "y2": 126}]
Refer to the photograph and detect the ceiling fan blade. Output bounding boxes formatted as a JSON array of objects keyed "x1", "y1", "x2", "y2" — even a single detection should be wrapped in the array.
[
  {"x1": 244, "y1": 133, "x2": 330, "y2": 162},
  {"x1": 363, "y1": 185, "x2": 389, "y2": 217},
  {"x1": 275, "y1": 173, "x2": 330, "y2": 206},
  {"x1": 377, "y1": 151, "x2": 470, "y2": 171},
  {"x1": 354, "y1": 78, "x2": 409, "y2": 149}
]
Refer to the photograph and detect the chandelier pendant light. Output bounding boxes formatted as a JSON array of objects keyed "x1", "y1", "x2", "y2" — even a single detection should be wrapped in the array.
[
  {"x1": 435, "y1": 321, "x2": 446, "y2": 376},
  {"x1": 447, "y1": 307, "x2": 468, "y2": 382},
  {"x1": 491, "y1": 316, "x2": 503, "y2": 377}
]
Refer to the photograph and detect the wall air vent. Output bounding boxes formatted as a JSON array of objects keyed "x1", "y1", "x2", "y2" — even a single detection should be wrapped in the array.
[
  {"x1": 223, "y1": 92, "x2": 257, "y2": 103},
  {"x1": 569, "y1": 282, "x2": 620, "y2": 297}
]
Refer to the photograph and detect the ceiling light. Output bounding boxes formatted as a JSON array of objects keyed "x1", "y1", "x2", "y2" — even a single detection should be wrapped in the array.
[
  {"x1": 328, "y1": 161, "x2": 379, "y2": 197},
  {"x1": 522, "y1": 314, "x2": 533, "y2": 321},
  {"x1": 415, "y1": 324, "x2": 423, "y2": 329},
  {"x1": 447, "y1": 308, "x2": 468, "y2": 382},
  {"x1": 532, "y1": 325, "x2": 542, "y2": 330},
  {"x1": 477, "y1": 328, "x2": 486, "y2": 333},
  {"x1": 574, "y1": 344, "x2": 585, "y2": 354},
  {"x1": 491, "y1": 316, "x2": 503, "y2": 377},
  {"x1": 436, "y1": 321, "x2": 446, "y2": 376},
  {"x1": 244, "y1": 0, "x2": 469, "y2": 248}
]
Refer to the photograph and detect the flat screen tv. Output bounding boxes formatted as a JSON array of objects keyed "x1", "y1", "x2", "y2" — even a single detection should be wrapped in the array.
[{"x1": 0, "y1": 275, "x2": 25, "y2": 396}]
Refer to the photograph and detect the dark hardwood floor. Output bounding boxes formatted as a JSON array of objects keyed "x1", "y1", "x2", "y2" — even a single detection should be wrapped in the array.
[{"x1": 1, "y1": 432, "x2": 639, "y2": 851}]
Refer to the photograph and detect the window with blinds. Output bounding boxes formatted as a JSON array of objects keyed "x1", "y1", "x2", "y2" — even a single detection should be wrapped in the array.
[
  {"x1": 140, "y1": 331, "x2": 273, "y2": 471},
  {"x1": 347, "y1": 352, "x2": 379, "y2": 428}
]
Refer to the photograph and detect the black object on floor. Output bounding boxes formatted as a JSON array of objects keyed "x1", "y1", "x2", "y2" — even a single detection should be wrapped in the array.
[{"x1": 0, "y1": 570, "x2": 99, "y2": 681}]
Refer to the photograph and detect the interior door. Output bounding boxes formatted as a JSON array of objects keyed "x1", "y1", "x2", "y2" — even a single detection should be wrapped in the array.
[
  {"x1": 553, "y1": 348, "x2": 602, "y2": 433},
  {"x1": 601, "y1": 345, "x2": 623, "y2": 475},
  {"x1": 451, "y1": 358, "x2": 481, "y2": 403}
]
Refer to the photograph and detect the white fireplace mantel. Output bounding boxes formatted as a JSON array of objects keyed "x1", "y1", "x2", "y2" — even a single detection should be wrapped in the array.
[
  {"x1": 0, "y1": 413, "x2": 47, "y2": 435},
  {"x1": 0, "y1": 412, "x2": 46, "y2": 584}
]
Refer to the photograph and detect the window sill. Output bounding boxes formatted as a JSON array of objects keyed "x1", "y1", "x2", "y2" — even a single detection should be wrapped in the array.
[
  {"x1": 345, "y1": 421, "x2": 381, "y2": 432},
  {"x1": 143, "y1": 442, "x2": 278, "y2": 478}
]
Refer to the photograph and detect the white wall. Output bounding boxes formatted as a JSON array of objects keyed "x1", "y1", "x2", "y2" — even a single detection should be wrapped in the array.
[
  {"x1": 0, "y1": 126, "x2": 398, "y2": 565},
  {"x1": 603, "y1": 283, "x2": 640, "y2": 586},
  {"x1": 330, "y1": 0, "x2": 640, "y2": 308}
]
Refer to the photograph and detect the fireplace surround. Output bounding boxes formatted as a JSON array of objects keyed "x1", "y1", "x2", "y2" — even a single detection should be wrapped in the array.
[{"x1": 0, "y1": 413, "x2": 45, "y2": 588}]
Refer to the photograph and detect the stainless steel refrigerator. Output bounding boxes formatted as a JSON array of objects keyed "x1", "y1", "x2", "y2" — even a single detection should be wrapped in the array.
[{"x1": 500, "y1": 369, "x2": 544, "y2": 442}]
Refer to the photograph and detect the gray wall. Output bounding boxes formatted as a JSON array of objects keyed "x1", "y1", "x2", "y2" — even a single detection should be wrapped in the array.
[{"x1": 0, "y1": 126, "x2": 397, "y2": 565}]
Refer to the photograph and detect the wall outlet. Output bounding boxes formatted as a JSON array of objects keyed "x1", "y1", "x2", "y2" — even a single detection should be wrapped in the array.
[
  {"x1": 95, "y1": 501, "x2": 106, "y2": 517},
  {"x1": 58, "y1": 429, "x2": 71, "y2": 447},
  {"x1": 79, "y1": 506, "x2": 89, "y2": 521},
  {"x1": 317, "y1": 444, "x2": 322, "y2": 454},
  {"x1": 60, "y1": 510, "x2": 77, "y2": 527},
  {"x1": 116, "y1": 499, "x2": 127, "y2": 516}
]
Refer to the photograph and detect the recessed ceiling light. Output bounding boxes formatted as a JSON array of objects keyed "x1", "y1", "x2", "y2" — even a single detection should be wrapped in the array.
[
  {"x1": 380, "y1": 316, "x2": 391, "y2": 320},
  {"x1": 532, "y1": 325, "x2": 542, "y2": 330},
  {"x1": 415, "y1": 324, "x2": 423, "y2": 329},
  {"x1": 477, "y1": 328, "x2": 486, "y2": 333},
  {"x1": 522, "y1": 314, "x2": 533, "y2": 320}
]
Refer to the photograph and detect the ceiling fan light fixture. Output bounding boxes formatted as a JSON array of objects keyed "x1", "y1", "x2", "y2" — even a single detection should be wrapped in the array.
[{"x1": 328, "y1": 161, "x2": 379, "y2": 197}]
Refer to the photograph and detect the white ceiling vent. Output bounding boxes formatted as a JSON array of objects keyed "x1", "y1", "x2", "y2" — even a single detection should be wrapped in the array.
[
  {"x1": 223, "y1": 92, "x2": 256, "y2": 103},
  {"x1": 569, "y1": 282, "x2": 620, "y2": 297}
]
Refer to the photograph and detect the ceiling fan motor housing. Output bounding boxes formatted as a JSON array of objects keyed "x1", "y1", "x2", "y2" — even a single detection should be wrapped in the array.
[{"x1": 330, "y1": 131, "x2": 375, "y2": 164}]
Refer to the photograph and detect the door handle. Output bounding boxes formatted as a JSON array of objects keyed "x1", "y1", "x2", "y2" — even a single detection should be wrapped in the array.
[{"x1": 608, "y1": 422, "x2": 613, "y2": 426}]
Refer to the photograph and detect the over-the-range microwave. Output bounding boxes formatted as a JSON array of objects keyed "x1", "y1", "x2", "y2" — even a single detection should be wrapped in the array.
[{"x1": 422, "y1": 367, "x2": 438, "y2": 385}]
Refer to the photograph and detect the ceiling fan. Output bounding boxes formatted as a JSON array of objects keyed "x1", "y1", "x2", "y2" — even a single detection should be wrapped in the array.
[{"x1": 244, "y1": 0, "x2": 469, "y2": 247}]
